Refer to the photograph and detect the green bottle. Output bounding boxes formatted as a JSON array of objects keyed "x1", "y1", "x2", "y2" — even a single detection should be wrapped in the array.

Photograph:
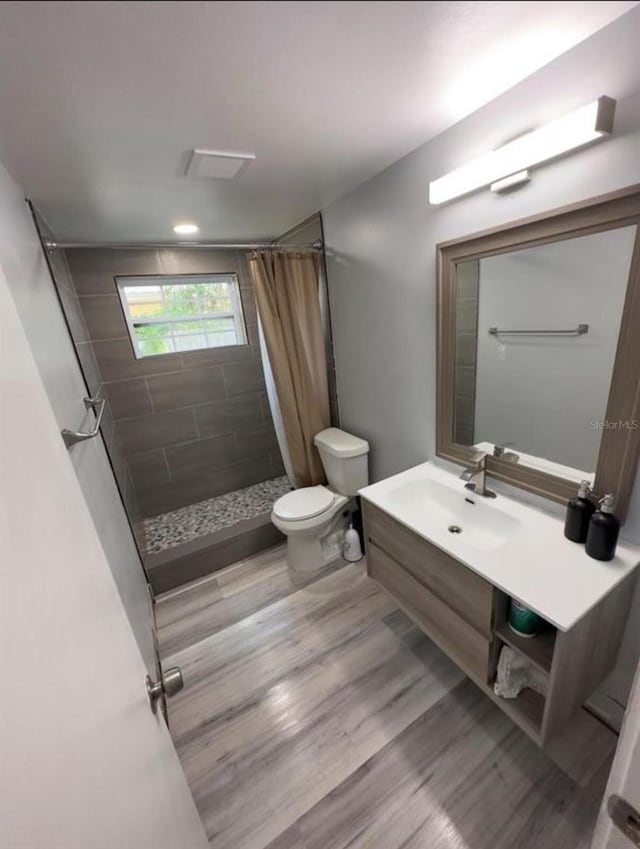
[{"x1": 508, "y1": 599, "x2": 541, "y2": 637}]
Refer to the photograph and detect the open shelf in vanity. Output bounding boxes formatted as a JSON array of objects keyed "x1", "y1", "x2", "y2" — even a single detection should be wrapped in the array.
[
  {"x1": 487, "y1": 593, "x2": 556, "y2": 737},
  {"x1": 362, "y1": 497, "x2": 636, "y2": 748},
  {"x1": 494, "y1": 686, "x2": 546, "y2": 738},
  {"x1": 494, "y1": 619, "x2": 556, "y2": 674}
]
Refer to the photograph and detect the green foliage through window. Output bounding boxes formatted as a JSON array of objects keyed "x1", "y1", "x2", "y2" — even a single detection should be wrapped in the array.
[{"x1": 117, "y1": 274, "x2": 247, "y2": 359}]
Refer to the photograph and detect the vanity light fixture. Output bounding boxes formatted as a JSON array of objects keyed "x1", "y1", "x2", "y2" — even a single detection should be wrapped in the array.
[
  {"x1": 490, "y1": 170, "x2": 531, "y2": 194},
  {"x1": 173, "y1": 222, "x2": 199, "y2": 235},
  {"x1": 429, "y1": 96, "x2": 616, "y2": 205}
]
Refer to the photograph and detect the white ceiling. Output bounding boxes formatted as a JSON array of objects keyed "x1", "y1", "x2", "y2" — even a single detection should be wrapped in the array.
[{"x1": 0, "y1": 0, "x2": 636, "y2": 242}]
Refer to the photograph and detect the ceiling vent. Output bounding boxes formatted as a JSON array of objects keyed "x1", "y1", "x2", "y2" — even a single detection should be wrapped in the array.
[{"x1": 185, "y1": 149, "x2": 256, "y2": 180}]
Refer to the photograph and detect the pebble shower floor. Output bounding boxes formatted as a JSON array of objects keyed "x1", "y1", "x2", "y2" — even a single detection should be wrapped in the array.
[{"x1": 144, "y1": 476, "x2": 292, "y2": 553}]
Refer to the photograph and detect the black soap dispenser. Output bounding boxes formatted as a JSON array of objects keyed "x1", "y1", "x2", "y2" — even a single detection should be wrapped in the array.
[
  {"x1": 585, "y1": 494, "x2": 620, "y2": 561},
  {"x1": 564, "y1": 480, "x2": 595, "y2": 543}
]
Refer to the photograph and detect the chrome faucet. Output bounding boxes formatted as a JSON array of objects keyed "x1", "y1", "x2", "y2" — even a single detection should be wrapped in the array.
[
  {"x1": 493, "y1": 444, "x2": 520, "y2": 463},
  {"x1": 459, "y1": 454, "x2": 497, "y2": 498}
]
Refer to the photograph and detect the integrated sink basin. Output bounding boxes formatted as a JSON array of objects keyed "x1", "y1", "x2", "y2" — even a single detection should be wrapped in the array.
[
  {"x1": 359, "y1": 460, "x2": 640, "y2": 631},
  {"x1": 361, "y1": 461, "x2": 640, "y2": 749},
  {"x1": 384, "y1": 477, "x2": 520, "y2": 552}
]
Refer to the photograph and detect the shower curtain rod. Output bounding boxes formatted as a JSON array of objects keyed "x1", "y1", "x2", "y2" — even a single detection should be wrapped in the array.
[{"x1": 45, "y1": 239, "x2": 323, "y2": 251}]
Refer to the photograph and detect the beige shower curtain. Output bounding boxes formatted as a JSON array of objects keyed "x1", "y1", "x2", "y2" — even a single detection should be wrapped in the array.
[{"x1": 247, "y1": 251, "x2": 330, "y2": 488}]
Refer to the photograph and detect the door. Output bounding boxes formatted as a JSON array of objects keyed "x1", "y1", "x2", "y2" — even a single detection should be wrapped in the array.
[
  {"x1": 0, "y1": 266, "x2": 208, "y2": 848},
  {"x1": 0, "y1": 161, "x2": 155, "y2": 675},
  {"x1": 592, "y1": 659, "x2": 640, "y2": 848}
]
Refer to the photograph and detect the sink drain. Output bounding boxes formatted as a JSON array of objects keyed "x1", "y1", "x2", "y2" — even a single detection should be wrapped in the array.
[{"x1": 448, "y1": 524, "x2": 463, "y2": 534}]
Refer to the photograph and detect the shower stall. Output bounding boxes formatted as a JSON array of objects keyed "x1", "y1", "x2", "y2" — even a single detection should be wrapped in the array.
[{"x1": 38, "y1": 211, "x2": 338, "y2": 592}]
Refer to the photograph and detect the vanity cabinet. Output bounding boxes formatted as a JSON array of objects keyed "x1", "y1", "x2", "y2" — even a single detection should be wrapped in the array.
[{"x1": 362, "y1": 499, "x2": 635, "y2": 747}]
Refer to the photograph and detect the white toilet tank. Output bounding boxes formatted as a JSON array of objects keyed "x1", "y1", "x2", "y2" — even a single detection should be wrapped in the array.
[{"x1": 314, "y1": 428, "x2": 369, "y2": 496}]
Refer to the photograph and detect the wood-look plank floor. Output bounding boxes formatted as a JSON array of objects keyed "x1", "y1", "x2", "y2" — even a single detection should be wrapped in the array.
[{"x1": 157, "y1": 544, "x2": 611, "y2": 849}]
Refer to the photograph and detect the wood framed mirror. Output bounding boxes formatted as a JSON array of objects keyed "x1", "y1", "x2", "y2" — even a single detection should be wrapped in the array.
[{"x1": 436, "y1": 185, "x2": 640, "y2": 520}]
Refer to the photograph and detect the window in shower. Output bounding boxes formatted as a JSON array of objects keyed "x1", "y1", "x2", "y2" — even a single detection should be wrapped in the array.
[{"x1": 116, "y1": 273, "x2": 247, "y2": 358}]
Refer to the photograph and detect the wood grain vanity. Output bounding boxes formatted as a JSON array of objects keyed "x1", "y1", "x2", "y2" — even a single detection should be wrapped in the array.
[
  {"x1": 362, "y1": 498, "x2": 636, "y2": 747},
  {"x1": 361, "y1": 187, "x2": 640, "y2": 748}
]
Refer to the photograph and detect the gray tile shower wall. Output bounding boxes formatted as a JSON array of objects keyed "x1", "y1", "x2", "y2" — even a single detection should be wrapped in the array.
[
  {"x1": 65, "y1": 247, "x2": 285, "y2": 517},
  {"x1": 454, "y1": 261, "x2": 479, "y2": 446},
  {"x1": 32, "y1": 211, "x2": 142, "y2": 539}
]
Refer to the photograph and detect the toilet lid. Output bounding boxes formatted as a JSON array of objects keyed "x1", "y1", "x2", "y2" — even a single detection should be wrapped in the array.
[{"x1": 273, "y1": 486, "x2": 336, "y2": 522}]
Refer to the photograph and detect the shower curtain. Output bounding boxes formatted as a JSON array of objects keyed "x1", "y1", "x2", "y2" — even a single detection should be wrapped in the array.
[
  {"x1": 257, "y1": 317, "x2": 295, "y2": 483},
  {"x1": 247, "y1": 251, "x2": 330, "y2": 488}
]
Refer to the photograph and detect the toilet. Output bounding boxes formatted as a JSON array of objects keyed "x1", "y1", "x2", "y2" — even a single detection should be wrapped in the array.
[{"x1": 271, "y1": 427, "x2": 369, "y2": 572}]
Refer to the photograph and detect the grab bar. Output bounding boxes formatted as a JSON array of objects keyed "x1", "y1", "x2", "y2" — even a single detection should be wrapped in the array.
[
  {"x1": 62, "y1": 397, "x2": 106, "y2": 448},
  {"x1": 488, "y1": 323, "x2": 589, "y2": 337}
]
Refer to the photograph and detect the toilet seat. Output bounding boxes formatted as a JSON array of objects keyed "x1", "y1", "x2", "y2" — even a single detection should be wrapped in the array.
[{"x1": 273, "y1": 486, "x2": 336, "y2": 522}]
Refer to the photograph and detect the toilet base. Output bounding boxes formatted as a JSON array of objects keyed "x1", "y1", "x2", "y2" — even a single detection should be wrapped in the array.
[
  {"x1": 286, "y1": 534, "x2": 325, "y2": 574},
  {"x1": 285, "y1": 508, "x2": 350, "y2": 574}
]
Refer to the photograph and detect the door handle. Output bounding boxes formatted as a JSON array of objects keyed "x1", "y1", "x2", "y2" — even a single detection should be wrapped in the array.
[
  {"x1": 146, "y1": 666, "x2": 184, "y2": 714},
  {"x1": 608, "y1": 794, "x2": 640, "y2": 846},
  {"x1": 62, "y1": 396, "x2": 106, "y2": 448}
]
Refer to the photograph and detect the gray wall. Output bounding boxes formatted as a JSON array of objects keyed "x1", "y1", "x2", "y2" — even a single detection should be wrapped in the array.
[
  {"x1": 323, "y1": 8, "x2": 640, "y2": 507},
  {"x1": 474, "y1": 228, "x2": 634, "y2": 472},
  {"x1": 322, "y1": 8, "x2": 640, "y2": 716},
  {"x1": 66, "y1": 248, "x2": 284, "y2": 517}
]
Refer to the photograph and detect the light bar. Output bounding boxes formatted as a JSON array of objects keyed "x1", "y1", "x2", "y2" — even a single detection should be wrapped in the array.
[
  {"x1": 429, "y1": 96, "x2": 615, "y2": 205},
  {"x1": 490, "y1": 170, "x2": 531, "y2": 193}
]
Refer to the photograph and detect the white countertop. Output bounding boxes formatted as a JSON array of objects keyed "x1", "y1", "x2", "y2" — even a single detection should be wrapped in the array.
[{"x1": 360, "y1": 462, "x2": 640, "y2": 632}]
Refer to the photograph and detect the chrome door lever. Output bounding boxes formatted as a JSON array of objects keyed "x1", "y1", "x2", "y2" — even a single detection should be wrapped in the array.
[{"x1": 146, "y1": 666, "x2": 184, "y2": 714}]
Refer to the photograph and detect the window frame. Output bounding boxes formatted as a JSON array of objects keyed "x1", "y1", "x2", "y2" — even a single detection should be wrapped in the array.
[{"x1": 115, "y1": 273, "x2": 248, "y2": 359}]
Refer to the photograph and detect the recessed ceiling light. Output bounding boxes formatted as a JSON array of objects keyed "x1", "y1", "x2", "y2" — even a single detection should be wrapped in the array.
[{"x1": 173, "y1": 223, "x2": 199, "y2": 235}]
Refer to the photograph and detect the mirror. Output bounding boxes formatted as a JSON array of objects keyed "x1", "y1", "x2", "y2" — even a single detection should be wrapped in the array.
[
  {"x1": 454, "y1": 227, "x2": 635, "y2": 483},
  {"x1": 437, "y1": 186, "x2": 640, "y2": 519}
]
